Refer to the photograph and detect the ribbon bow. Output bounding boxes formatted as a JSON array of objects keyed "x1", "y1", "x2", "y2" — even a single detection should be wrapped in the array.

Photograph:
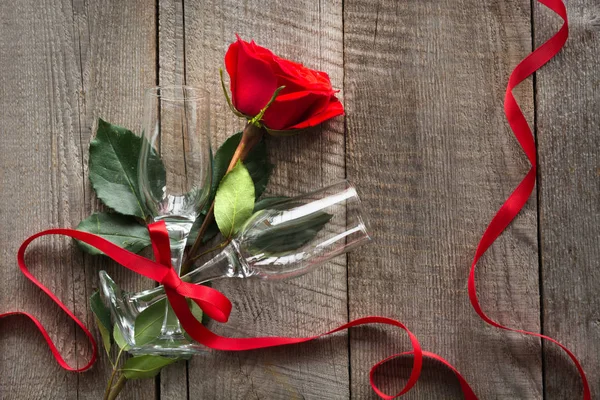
[{"x1": 147, "y1": 222, "x2": 232, "y2": 325}]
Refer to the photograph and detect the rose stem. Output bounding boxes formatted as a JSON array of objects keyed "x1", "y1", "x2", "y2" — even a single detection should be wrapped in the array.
[
  {"x1": 103, "y1": 349, "x2": 124, "y2": 400},
  {"x1": 181, "y1": 122, "x2": 265, "y2": 274},
  {"x1": 106, "y1": 376, "x2": 127, "y2": 400}
]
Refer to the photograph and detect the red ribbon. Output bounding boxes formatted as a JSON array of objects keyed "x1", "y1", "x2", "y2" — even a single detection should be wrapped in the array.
[
  {"x1": 468, "y1": 0, "x2": 590, "y2": 399},
  {"x1": 1, "y1": 223, "x2": 476, "y2": 399},
  {"x1": 0, "y1": 0, "x2": 588, "y2": 398}
]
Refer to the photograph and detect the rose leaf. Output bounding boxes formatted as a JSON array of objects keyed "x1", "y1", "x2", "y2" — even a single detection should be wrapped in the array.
[
  {"x1": 90, "y1": 290, "x2": 112, "y2": 355},
  {"x1": 214, "y1": 161, "x2": 255, "y2": 238},
  {"x1": 89, "y1": 119, "x2": 165, "y2": 219},
  {"x1": 76, "y1": 212, "x2": 151, "y2": 256}
]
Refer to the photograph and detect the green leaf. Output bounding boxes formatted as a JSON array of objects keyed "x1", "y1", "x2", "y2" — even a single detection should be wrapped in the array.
[
  {"x1": 246, "y1": 211, "x2": 333, "y2": 255},
  {"x1": 198, "y1": 282, "x2": 213, "y2": 325},
  {"x1": 76, "y1": 212, "x2": 151, "y2": 255},
  {"x1": 189, "y1": 301, "x2": 203, "y2": 322},
  {"x1": 89, "y1": 119, "x2": 165, "y2": 219},
  {"x1": 90, "y1": 291, "x2": 112, "y2": 355},
  {"x1": 183, "y1": 299, "x2": 205, "y2": 340},
  {"x1": 185, "y1": 131, "x2": 272, "y2": 247},
  {"x1": 121, "y1": 355, "x2": 179, "y2": 379},
  {"x1": 212, "y1": 131, "x2": 272, "y2": 200},
  {"x1": 113, "y1": 324, "x2": 130, "y2": 351},
  {"x1": 254, "y1": 196, "x2": 288, "y2": 212},
  {"x1": 94, "y1": 316, "x2": 111, "y2": 356},
  {"x1": 214, "y1": 161, "x2": 255, "y2": 238},
  {"x1": 134, "y1": 298, "x2": 166, "y2": 346},
  {"x1": 183, "y1": 290, "x2": 213, "y2": 340}
]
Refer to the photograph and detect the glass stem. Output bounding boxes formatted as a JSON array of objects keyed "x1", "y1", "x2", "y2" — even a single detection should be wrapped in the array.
[
  {"x1": 128, "y1": 243, "x2": 246, "y2": 315},
  {"x1": 159, "y1": 236, "x2": 187, "y2": 339}
]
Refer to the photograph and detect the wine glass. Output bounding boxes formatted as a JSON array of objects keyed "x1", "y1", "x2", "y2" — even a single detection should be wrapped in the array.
[
  {"x1": 101, "y1": 180, "x2": 371, "y2": 354},
  {"x1": 103, "y1": 86, "x2": 212, "y2": 352}
]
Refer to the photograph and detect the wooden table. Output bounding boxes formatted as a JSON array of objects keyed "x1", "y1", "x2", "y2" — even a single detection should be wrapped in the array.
[{"x1": 1, "y1": 1, "x2": 597, "y2": 398}]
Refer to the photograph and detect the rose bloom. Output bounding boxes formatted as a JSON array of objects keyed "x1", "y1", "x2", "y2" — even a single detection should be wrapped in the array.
[{"x1": 225, "y1": 35, "x2": 344, "y2": 131}]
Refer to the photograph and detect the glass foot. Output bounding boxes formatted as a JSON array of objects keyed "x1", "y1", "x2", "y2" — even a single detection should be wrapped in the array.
[
  {"x1": 128, "y1": 335, "x2": 204, "y2": 356},
  {"x1": 99, "y1": 270, "x2": 136, "y2": 345},
  {"x1": 99, "y1": 270, "x2": 209, "y2": 356}
]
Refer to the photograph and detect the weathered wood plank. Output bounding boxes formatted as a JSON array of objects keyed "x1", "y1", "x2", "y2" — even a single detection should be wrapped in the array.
[
  {"x1": 0, "y1": 1, "x2": 83, "y2": 398},
  {"x1": 345, "y1": 1, "x2": 542, "y2": 398},
  {"x1": 182, "y1": 0, "x2": 347, "y2": 398},
  {"x1": 71, "y1": 1, "x2": 157, "y2": 398},
  {"x1": 156, "y1": 0, "x2": 189, "y2": 398},
  {"x1": 159, "y1": 0, "x2": 187, "y2": 87},
  {"x1": 535, "y1": 2, "x2": 600, "y2": 398}
]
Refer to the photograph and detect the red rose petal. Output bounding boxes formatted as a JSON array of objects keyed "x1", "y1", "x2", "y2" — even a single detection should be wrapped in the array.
[
  {"x1": 261, "y1": 90, "x2": 329, "y2": 130},
  {"x1": 226, "y1": 36, "x2": 278, "y2": 117},
  {"x1": 287, "y1": 96, "x2": 344, "y2": 130},
  {"x1": 224, "y1": 39, "x2": 240, "y2": 100},
  {"x1": 270, "y1": 56, "x2": 333, "y2": 93},
  {"x1": 224, "y1": 36, "x2": 343, "y2": 130}
]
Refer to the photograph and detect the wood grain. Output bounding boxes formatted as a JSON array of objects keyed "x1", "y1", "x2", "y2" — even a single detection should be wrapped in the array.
[
  {"x1": 70, "y1": 0, "x2": 157, "y2": 398},
  {"x1": 159, "y1": 0, "x2": 187, "y2": 87},
  {"x1": 182, "y1": 0, "x2": 348, "y2": 398},
  {"x1": 535, "y1": 1, "x2": 600, "y2": 398},
  {"x1": 157, "y1": 0, "x2": 189, "y2": 398},
  {"x1": 0, "y1": 1, "x2": 83, "y2": 398},
  {"x1": 2, "y1": 0, "x2": 598, "y2": 398},
  {"x1": 344, "y1": 0, "x2": 543, "y2": 398}
]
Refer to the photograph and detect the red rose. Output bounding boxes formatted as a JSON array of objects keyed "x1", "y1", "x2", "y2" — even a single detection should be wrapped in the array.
[{"x1": 224, "y1": 35, "x2": 344, "y2": 131}]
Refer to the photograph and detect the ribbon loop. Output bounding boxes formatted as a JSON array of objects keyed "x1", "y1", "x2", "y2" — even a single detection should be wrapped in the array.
[{"x1": 183, "y1": 285, "x2": 231, "y2": 323}]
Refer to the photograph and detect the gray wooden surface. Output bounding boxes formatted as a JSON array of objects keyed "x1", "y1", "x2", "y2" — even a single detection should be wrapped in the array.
[
  {"x1": 535, "y1": 2, "x2": 600, "y2": 399},
  {"x1": 0, "y1": 0, "x2": 597, "y2": 399},
  {"x1": 346, "y1": 0, "x2": 542, "y2": 398}
]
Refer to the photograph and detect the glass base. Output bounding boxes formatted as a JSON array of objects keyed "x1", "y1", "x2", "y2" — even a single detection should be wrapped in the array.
[
  {"x1": 99, "y1": 270, "x2": 209, "y2": 356},
  {"x1": 128, "y1": 335, "x2": 207, "y2": 356}
]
